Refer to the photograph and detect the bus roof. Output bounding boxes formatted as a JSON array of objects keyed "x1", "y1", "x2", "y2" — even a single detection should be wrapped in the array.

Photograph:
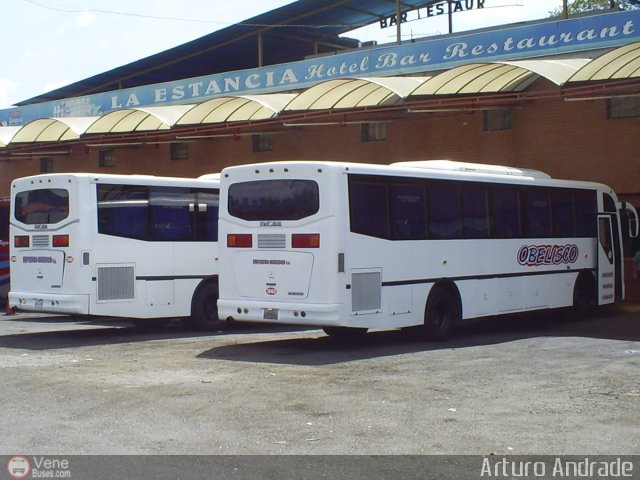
[
  {"x1": 391, "y1": 160, "x2": 551, "y2": 179},
  {"x1": 198, "y1": 173, "x2": 221, "y2": 181},
  {"x1": 11, "y1": 172, "x2": 220, "y2": 188},
  {"x1": 220, "y1": 160, "x2": 613, "y2": 194}
]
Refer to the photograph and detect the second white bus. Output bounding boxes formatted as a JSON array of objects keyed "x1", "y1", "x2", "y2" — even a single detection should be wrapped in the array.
[
  {"x1": 9, "y1": 173, "x2": 221, "y2": 330},
  {"x1": 218, "y1": 160, "x2": 638, "y2": 339}
]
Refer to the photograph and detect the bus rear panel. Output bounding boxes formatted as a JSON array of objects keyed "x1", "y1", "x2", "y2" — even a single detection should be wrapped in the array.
[{"x1": 219, "y1": 163, "x2": 348, "y2": 325}]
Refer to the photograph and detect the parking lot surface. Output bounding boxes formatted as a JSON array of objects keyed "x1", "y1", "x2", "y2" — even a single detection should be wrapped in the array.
[{"x1": 0, "y1": 308, "x2": 639, "y2": 455}]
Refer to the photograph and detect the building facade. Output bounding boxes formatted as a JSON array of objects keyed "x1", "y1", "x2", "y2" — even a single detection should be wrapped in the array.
[{"x1": 1, "y1": 8, "x2": 639, "y2": 210}]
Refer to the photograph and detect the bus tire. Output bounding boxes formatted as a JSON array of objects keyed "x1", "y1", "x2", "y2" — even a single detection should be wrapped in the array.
[
  {"x1": 323, "y1": 326, "x2": 368, "y2": 341},
  {"x1": 188, "y1": 281, "x2": 222, "y2": 331},
  {"x1": 422, "y1": 285, "x2": 460, "y2": 341},
  {"x1": 571, "y1": 272, "x2": 595, "y2": 321}
]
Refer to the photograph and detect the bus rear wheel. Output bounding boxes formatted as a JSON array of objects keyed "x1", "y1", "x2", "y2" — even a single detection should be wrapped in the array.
[
  {"x1": 188, "y1": 281, "x2": 223, "y2": 331},
  {"x1": 323, "y1": 326, "x2": 368, "y2": 341},
  {"x1": 422, "y1": 286, "x2": 459, "y2": 341}
]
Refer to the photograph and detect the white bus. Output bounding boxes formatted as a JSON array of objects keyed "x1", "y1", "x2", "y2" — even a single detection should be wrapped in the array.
[
  {"x1": 9, "y1": 173, "x2": 222, "y2": 330},
  {"x1": 218, "y1": 160, "x2": 638, "y2": 340}
]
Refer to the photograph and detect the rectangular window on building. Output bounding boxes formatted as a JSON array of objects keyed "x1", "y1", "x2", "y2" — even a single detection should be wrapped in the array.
[
  {"x1": 252, "y1": 133, "x2": 273, "y2": 153},
  {"x1": 607, "y1": 96, "x2": 640, "y2": 119},
  {"x1": 99, "y1": 149, "x2": 116, "y2": 168},
  {"x1": 40, "y1": 157, "x2": 54, "y2": 173},
  {"x1": 170, "y1": 142, "x2": 189, "y2": 160},
  {"x1": 483, "y1": 108, "x2": 513, "y2": 131},
  {"x1": 361, "y1": 122, "x2": 387, "y2": 142}
]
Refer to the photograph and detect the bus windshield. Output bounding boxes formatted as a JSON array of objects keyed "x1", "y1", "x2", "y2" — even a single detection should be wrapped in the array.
[
  {"x1": 228, "y1": 179, "x2": 319, "y2": 221},
  {"x1": 14, "y1": 188, "x2": 69, "y2": 225}
]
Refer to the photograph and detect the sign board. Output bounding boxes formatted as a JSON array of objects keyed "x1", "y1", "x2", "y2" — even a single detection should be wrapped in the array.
[{"x1": 380, "y1": 0, "x2": 487, "y2": 28}]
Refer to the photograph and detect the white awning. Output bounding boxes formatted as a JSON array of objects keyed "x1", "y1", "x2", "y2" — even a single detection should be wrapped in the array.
[
  {"x1": 409, "y1": 59, "x2": 590, "y2": 96},
  {"x1": 0, "y1": 126, "x2": 21, "y2": 147},
  {"x1": 567, "y1": 42, "x2": 640, "y2": 82},
  {"x1": 85, "y1": 105, "x2": 194, "y2": 134},
  {"x1": 10, "y1": 117, "x2": 98, "y2": 143},
  {"x1": 505, "y1": 59, "x2": 590, "y2": 85},
  {"x1": 283, "y1": 77, "x2": 431, "y2": 111},
  {"x1": 176, "y1": 94, "x2": 297, "y2": 125}
]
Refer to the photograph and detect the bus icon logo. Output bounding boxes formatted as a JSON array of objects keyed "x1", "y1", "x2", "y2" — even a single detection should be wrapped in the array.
[{"x1": 7, "y1": 456, "x2": 30, "y2": 479}]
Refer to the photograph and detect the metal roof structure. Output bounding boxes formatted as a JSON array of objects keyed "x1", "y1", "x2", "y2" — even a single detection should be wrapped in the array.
[{"x1": 19, "y1": 0, "x2": 433, "y2": 105}]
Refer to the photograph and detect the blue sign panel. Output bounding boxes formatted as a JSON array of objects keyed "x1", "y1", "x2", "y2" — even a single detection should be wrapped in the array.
[{"x1": 1, "y1": 10, "x2": 638, "y2": 126}]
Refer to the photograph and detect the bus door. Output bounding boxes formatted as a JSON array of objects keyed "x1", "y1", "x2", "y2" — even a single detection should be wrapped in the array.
[{"x1": 597, "y1": 215, "x2": 618, "y2": 304}]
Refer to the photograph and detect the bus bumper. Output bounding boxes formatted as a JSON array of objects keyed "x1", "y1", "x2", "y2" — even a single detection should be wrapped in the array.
[
  {"x1": 8, "y1": 292, "x2": 90, "y2": 315},
  {"x1": 218, "y1": 299, "x2": 343, "y2": 325}
]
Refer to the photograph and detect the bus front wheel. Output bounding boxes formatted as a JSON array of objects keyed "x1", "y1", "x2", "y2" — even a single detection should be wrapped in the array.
[
  {"x1": 422, "y1": 286, "x2": 460, "y2": 341},
  {"x1": 188, "y1": 281, "x2": 223, "y2": 331},
  {"x1": 571, "y1": 272, "x2": 595, "y2": 321}
]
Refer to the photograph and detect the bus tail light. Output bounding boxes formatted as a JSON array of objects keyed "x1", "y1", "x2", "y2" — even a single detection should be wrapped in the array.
[
  {"x1": 52, "y1": 234, "x2": 70, "y2": 247},
  {"x1": 292, "y1": 233, "x2": 320, "y2": 248},
  {"x1": 14, "y1": 236, "x2": 29, "y2": 248},
  {"x1": 227, "y1": 233, "x2": 253, "y2": 248}
]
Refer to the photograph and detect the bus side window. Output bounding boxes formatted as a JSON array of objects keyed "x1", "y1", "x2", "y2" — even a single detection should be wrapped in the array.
[
  {"x1": 195, "y1": 191, "x2": 219, "y2": 242},
  {"x1": 551, "y1": 190, "x2": 575, "y2": 237},
  {"x1": 462, "y1": 184, "x2": 490, "y2": 238},
  {"x1": 390, "y1": 184, "x2": 426, "y2": 240},
  {"x1": 599, "y1": 217, "x2": 614, "y2": 262},
  {"x1": 427, "y1": 182, "x2": 461, "y2": 239},
  {"x1": 575, "y1": 191, "x2": 597, "y2": 237},
  {"x1": 492, "y1": 187, "x2": 521, "y2": 238},
  {"x1": 0, "y1": 202, "x2": 8, "y2": 239},
  {"x1": 349, "y1": 181, "x2": 389, "y2": 239},
  {"x1": 97, "y1": 185, "x2": 148, "y2": 240},
  {"x1": 150, "y1": 189, "x2": 193, "y2": 241},
  {"x1": 523, "y1": 189, "x2": 551, "y2": 238}
]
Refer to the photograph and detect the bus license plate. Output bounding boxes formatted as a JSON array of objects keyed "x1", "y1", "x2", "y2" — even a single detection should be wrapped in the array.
[
  {"x1": 34, "y1": 299, "x2": 44, "y2": 309},
  {"x1": 263, "y1": 308, "x2": 278, "y2": 320}
]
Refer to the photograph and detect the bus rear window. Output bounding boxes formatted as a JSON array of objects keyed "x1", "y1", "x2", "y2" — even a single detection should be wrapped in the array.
[
  {"x1": 228, "y1": 180, "x2": 319, "y2": 221},
  {"x1": 14, "y1": 188, "x2": 69, "y2": 224}
]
